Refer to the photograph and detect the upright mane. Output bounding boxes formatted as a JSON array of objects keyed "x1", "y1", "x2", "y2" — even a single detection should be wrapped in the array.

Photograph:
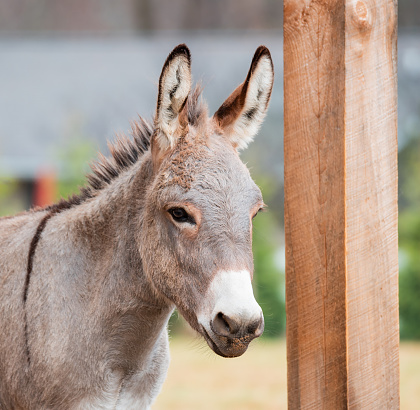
[
  {"x1": 44, "y1": 85, "x2": 206, "y2": 214},
  {"x1": 45, "y1": 117, "x2": 153, "y2": 213}
]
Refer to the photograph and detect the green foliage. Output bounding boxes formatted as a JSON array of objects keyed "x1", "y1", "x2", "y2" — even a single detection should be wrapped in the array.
[
  {"x1": 399, "y1": 252, "x2": 420, "y2": 339},
  {"x1": 399, "y1": 136, "x2": 420, "y2": 339},
  {"x1": 252, "y1": 176, "x2": 285, "y2": 338},
  {"x1": 0, "y1": 178, "x2": 24, "y2": 217},
  {"x1": 399, "y1": 136, "x2": 420, "y2": 212},
  {"x1": 253, "y1": 212, "x2": 285, "y2": 337},
  {"x1": 56, "y1": 138, "x2": 96, "y2": 201}
]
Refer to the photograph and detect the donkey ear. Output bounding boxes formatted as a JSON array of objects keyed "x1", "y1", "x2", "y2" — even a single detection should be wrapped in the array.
[
  {"x1": 154, "y1": 44, "x2": 192, "y2": 150},
  {"x1": 213, "y1": 46, "x2": 274, "y2": 150}
]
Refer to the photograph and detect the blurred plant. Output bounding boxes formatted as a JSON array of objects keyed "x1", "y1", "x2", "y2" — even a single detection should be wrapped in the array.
[
  {"x1": 252, "y1": 176, "x2": 285, "y2": 338},
  {"x1": 399, "y1": 212, "x2": 420, "y2": 339},
  {"x1": 55, "y1": 133, "x2": 96, "y2": 201},
  {"x1": 0, "y1": 177, "x2": 24, "y2": 217},
  {"x1": 399, "y1": 132, "x2": 420, "y2": 339}
]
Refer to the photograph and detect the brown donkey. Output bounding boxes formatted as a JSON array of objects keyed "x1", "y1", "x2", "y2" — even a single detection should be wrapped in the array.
[{"x1": 0, "y1": 44, "x2": 274, "y2": 409}]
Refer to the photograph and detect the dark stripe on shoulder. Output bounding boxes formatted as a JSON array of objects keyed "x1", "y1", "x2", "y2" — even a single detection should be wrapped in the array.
[
  {"x1": 23, "y1": 208, "x2": 60, "y2": 366},
  {"x1": 24, "y1": 213, "x2": 54, "y2": 303}
]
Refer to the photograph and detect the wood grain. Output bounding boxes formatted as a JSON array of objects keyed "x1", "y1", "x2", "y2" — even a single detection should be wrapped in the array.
[
  {"x1": 345, "y1": 0, "x2": 399, "y2": 407},
  {"x1": 284, "y1": 0, "x2": 399, "y2": 408}
]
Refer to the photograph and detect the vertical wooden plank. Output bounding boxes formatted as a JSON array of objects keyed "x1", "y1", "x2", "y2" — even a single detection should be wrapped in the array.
[
  {"x1": 284, "y1": 0, "x2": 399, "y2": 408},
  {"x1": 345, "y1": 0, "x2": 399, "y2": 407},
  {"x1": 284, "y1": 1, "x2": 348, "y2": 407}
]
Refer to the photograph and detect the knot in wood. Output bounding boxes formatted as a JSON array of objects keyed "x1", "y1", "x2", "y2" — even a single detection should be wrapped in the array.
[
  {"x1": 356, "y1": 1, "x2": 368, "y2": 20},
  {"x1": 351, "y1": 0, "x2": 373, "y2": 33}
]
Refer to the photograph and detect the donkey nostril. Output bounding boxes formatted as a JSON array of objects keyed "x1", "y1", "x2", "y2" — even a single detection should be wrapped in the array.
[
  {"x1": 212, "y1": 312, "x2": 240, "y2": 337},
  {"x1": 217, "y1": 312, "x2": 230, "y2": 333},
  {"x1": 248, "y1": 314, "x2": 264, "y2": 336},
  {"x1": 211, "y1": 312, "x2": 264, "y2": 338},
  {"x1": 247, "y1": 321, "x2": 258, "y2": 334}
]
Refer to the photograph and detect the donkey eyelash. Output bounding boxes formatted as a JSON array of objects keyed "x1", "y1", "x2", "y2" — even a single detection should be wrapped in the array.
[
  {"x1": 252, "y1": 204, "x2": 267, "y2": 220},
  {"x1": 252, "y1": 208, "x2": 264, "y2": 219}
]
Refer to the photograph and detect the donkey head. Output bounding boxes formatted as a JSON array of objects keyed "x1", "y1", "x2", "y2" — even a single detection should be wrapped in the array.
[{"x1": 139, "y1": 44, "x2": 274, "y2": 357}]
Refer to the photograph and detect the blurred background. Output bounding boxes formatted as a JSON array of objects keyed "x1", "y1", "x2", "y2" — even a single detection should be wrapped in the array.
[{"x1": 0, "y1": 1, "x2": 419, "y2": 408}]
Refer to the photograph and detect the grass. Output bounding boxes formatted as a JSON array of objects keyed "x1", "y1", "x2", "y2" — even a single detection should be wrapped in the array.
[
  {"x1": 153, "y1": 336, "x2": 420, "y2": 409},
  {"x1": 401, "y1": 342, "x2": 420, "y2": 409},
  {"x1": 154, "y1": 336, "x2": 286, "y2": 410}
]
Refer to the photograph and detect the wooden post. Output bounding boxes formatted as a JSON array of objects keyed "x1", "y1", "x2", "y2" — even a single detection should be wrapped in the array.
[{"x1": 284, "y1": 1, "x2": 399, "y2": 408}]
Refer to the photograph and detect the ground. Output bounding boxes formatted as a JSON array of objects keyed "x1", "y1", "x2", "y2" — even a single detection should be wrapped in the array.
[{"x1": 153, "y1": 337, "x2": 420, "y2": 409}]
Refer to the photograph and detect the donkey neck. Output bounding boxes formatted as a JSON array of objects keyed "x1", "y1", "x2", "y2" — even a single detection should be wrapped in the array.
[{"x1": 49, "y1": 153, "x2": 173, "y2": 366}]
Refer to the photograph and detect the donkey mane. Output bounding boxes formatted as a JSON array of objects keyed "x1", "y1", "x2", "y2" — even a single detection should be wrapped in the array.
[{"x1": 40, "y1": 85, "x2": 206, "y2": 214}]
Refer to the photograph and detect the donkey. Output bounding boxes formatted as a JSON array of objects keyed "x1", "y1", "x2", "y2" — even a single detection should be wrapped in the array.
[{"x1": 0, "y1": 44, "x2": 274, "y2": 409}]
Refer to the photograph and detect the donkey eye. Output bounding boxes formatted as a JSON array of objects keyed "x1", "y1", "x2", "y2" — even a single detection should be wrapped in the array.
[{"x1": 168, "y1": 208, "x2": 195, "y2": 224}]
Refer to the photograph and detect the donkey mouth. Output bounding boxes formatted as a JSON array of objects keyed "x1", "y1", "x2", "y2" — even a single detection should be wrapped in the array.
[
  {"x1": 201, "y1": 326, "x2": 229, "y2": 357},
  {"x1": 200, "y1": 325, "x2": 251, "y2": 358}
]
